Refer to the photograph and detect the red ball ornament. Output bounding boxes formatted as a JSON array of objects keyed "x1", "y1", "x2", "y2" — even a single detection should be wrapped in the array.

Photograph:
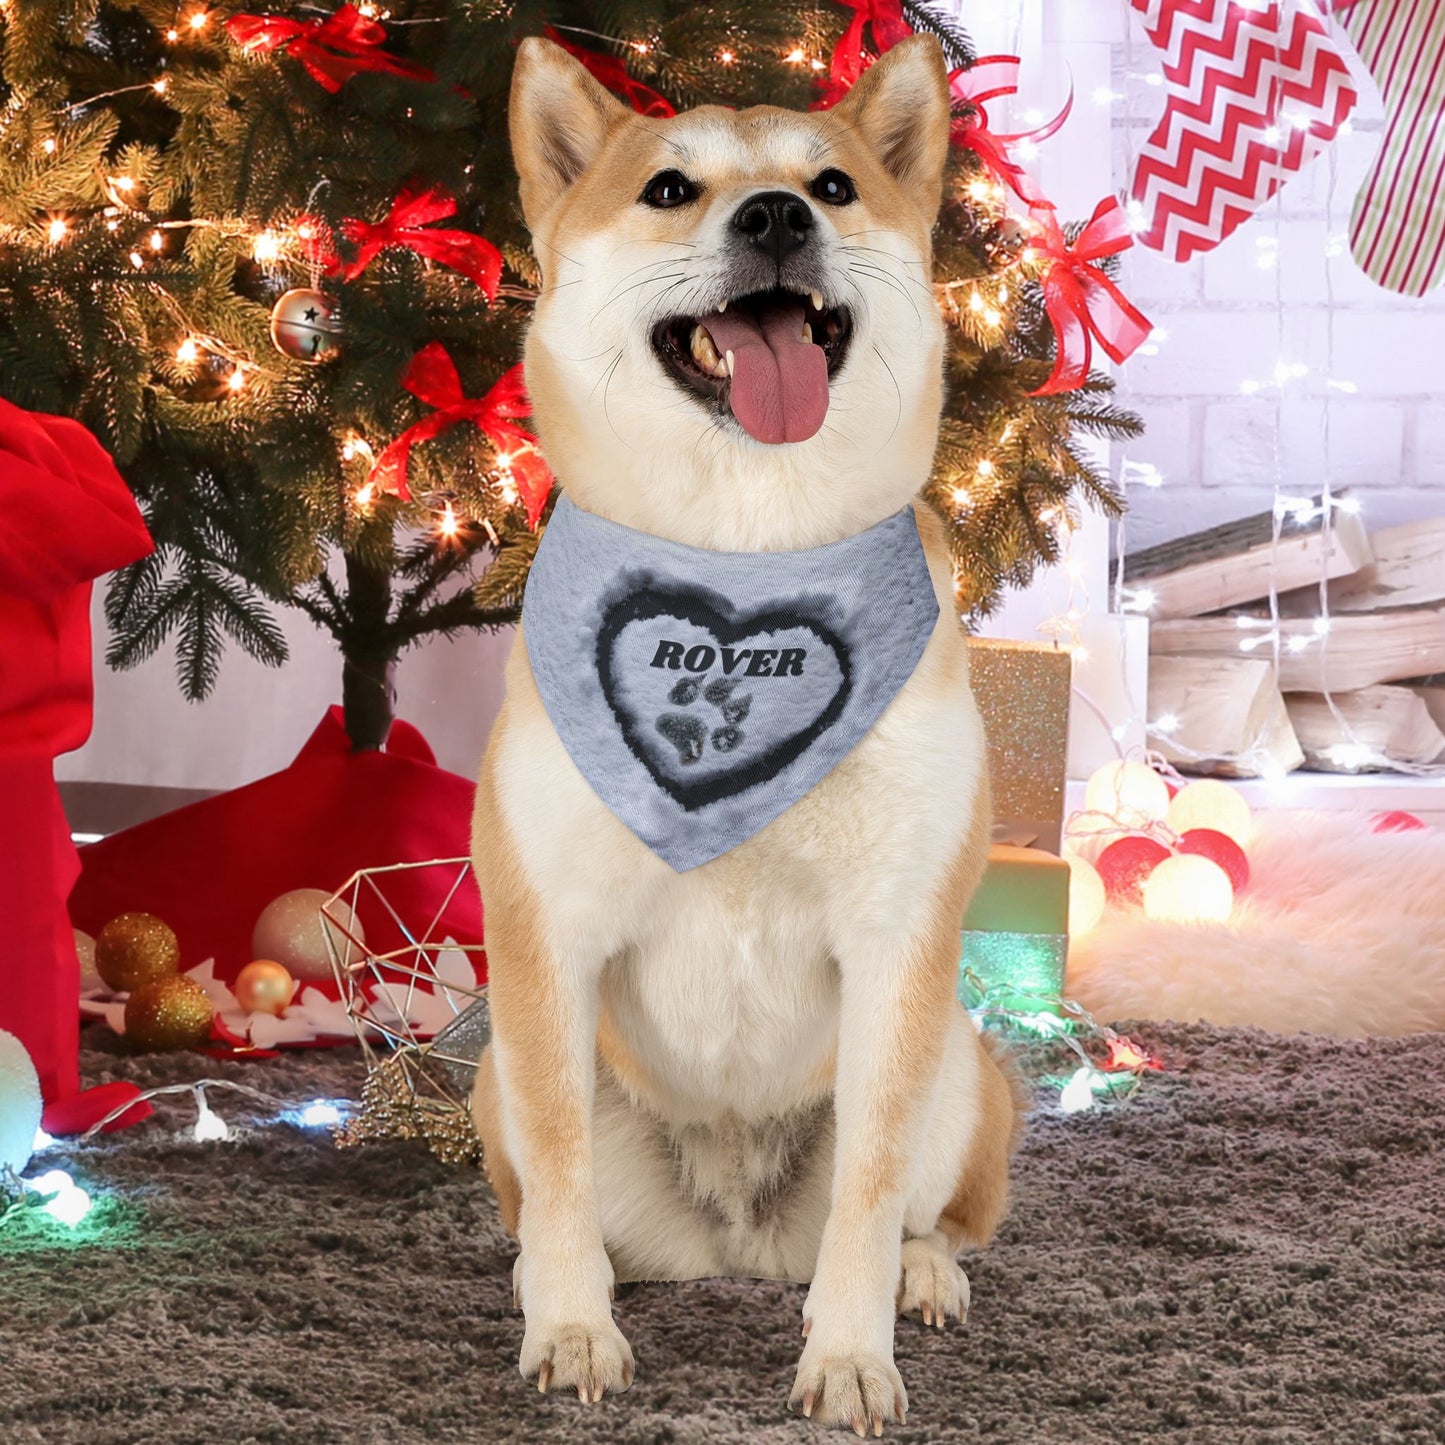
[
  {"x1": 1096, "y1": 835, "x2": 1172, "y2": 903},
  {"x1": 1371, "y1": 810, "x2": 1427, "y2": 834},
  {"x1": 1177, "y1": 828, "x2": 1250, "y2": 893}
]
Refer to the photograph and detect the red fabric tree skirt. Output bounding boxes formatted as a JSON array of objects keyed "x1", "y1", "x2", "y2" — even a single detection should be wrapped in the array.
[{"x1": 70, "y1": 708, "x2": 485, "y2": 990}]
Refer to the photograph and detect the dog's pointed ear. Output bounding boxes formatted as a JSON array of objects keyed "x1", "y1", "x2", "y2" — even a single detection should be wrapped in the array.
[
  {"x1": 830, "y1": 35, "x2": 952, "y2": 223},
  {"x1": 510, "y1": 36, "x2": 632, "y2": 231}
]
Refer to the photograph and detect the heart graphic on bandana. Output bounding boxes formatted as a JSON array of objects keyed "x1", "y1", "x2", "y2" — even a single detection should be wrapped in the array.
[{"x1": 596, "y1": 587, "x2": 853, "y2": 811}]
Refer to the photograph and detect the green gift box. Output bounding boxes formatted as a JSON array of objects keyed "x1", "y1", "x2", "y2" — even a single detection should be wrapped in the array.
[{"x1": 959, "y1": 843, "x2": 1070, "y2": 1025}]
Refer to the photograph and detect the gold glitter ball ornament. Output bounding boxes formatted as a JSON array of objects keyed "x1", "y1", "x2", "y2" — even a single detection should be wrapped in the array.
[
  {"x1": 234, "y1": 959, "x2": 296, "y2": 1016},
  {"x1": 94, "y1": 912, "x2": 181, "y2": 993},
  {"x1": 124, "y1": 976, "x2": 214, "y2": 1052},
  {"x1": 252, "y1": 889, "x2": 363, "y2": 984}
]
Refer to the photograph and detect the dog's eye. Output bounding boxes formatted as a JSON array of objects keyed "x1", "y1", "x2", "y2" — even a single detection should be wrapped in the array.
[
  {"x1": 810, "y1": 169, "x2": 856, "y2": 206},
  {"x1": 641, "y1": 170, "x2": 699, "y2": 208}
]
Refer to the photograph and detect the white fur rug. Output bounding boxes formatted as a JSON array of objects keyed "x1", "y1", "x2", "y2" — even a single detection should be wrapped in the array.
[{"x1": 1066, "y1": 811, "x2": 1445, "y2": 1037}]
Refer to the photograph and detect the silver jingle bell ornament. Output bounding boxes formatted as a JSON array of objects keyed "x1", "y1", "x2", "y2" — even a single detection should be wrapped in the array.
[{"x1": 270, "y1": 287, "x2": 341, "y2": 362}]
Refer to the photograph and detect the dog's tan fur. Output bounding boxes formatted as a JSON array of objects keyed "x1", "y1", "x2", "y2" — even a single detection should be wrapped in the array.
[{"x1": 471, "y1": 34, "x2": 1026, "y2": 1431}]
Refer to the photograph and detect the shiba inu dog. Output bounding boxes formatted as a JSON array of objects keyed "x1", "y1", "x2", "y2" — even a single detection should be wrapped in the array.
[{"x1": 470, "y1": 32, "x2": 1026, "y2": 1434}]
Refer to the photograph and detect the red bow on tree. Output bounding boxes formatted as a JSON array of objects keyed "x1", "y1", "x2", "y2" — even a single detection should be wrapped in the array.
[
  {"x1": 226, "y1": 5, "x2": 435, "y2": 93},
  {"x1": 949, "y1": 57, "x2": 1070, "y2": 209},
  {"x1": 811, "y1": 0, "x2": 914, "y2": 110},
  {"x1": 338, "y1": 186, "x2": 502, "y2": 298},
  {"x1": 542, "y1": 27, "x2": 676, "y2": 116},
  {"x1": 368, "y1": 343, "x2": 553, "y2": 526},
  {"x1": 1028, "y1": 197, "x2": 1153, "y2": 396}
]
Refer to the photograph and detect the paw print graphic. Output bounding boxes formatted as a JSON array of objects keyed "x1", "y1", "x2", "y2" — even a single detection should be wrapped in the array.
[{"x1": 655, "y1": 675, "x2": 753, "y2": 765}]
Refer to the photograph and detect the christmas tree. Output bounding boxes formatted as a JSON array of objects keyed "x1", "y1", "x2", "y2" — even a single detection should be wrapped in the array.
[{"x1": 0, "y1": 1, "x2": 1141, "y2": 751}]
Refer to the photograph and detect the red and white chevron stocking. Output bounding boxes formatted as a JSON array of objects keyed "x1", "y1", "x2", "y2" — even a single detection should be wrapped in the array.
[
  {"x1": 1129, "y1": 0, "x2": 1358, "y2": 262},
  {"x1": 1334, "y1": 0, "x2": 1445, "y2": 296}
]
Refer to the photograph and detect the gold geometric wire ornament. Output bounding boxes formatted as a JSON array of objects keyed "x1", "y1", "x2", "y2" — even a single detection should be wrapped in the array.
[{"x1": 322, "y1": 858, "x2": 490, "y2": 1166}]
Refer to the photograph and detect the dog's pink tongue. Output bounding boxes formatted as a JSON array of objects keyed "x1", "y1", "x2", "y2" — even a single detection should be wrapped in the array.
[{"x1": 705, "y1": 301, "x2": 828, "y2": 445}]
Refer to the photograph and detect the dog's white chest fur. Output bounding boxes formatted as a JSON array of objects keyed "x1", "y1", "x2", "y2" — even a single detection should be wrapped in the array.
[{"x1": 491, "y1": 612, "x2": 984, "y2": 1129}]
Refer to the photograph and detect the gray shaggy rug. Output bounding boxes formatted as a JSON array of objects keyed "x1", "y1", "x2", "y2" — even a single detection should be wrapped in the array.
[{"x1": 2, "y1": 1021, "x2": 1442, "y2": 1444}]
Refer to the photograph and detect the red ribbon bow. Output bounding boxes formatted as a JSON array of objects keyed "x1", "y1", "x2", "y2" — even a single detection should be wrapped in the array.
[
  {"x1": 338, "y1": 186, "x2": 502, "y2": 298},
  {"x1": 811, "y1": 0, "x2": 914, "y2": 110},
  {"x1": 542, "y1": 28, "x2": 676, "y2": 117},
  {"x1": 948, "y1": 57, "x2": 1069, "y2": 210},
  {"x1": 368, "y1": 343, "x2": 553, "y2": 526},
  {"x1": 1028, "y1": 198, "x2": 1153, "y2": 396},
  {"x1": 226, "y1": 5, "x2": 435, "y2": 93}
]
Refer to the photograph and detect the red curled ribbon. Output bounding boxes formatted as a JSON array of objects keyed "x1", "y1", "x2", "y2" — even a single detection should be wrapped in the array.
[
  {"x1": 369, "y1": 344, "x2": 553, "y2": 526},
  {"x1": 1028, "y1": 197, "x2": 1153, "y2": 396},
  {"x1": 226, "y1": 5, "x2": 435, "y2": 93},
  {"x1": 948, "y1": 56, "x2": 1070, "y2": 210},
  {"x1": 338, "y1": 186, "x2": 502, "y2": 298},
  {"x1": 811, "y1": 0, "x2": 914, "y2": 110},
  {"x1": 542, "y1": 27, "x2": 676, "y2": 116}
]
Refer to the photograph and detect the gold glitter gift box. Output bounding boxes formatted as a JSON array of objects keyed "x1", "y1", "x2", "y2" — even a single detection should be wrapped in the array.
[{"x1": 960, "y1": 639, "x2": 1073, "y2": 1022}]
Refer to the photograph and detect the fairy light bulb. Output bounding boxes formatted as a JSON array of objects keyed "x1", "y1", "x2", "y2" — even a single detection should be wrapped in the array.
[
  {"x1": 129, "y1": 250, "x2": 144, "y2": 268},
  {"x1": 252, "y1": 230, "x2": 280, "y2": 263},
  {"x1": 1084, "y1": 760, "x2": 1170, "y2": 831},
  {"x1": 193, "y1": 1091, "x2": 230, "y2": 1142},
  {"x1": 42, "y1": 137, "x2": 56, "y2": 153},
  {"x1": 983, "y1": 307, "x2": 1002, "y2": 327},
  {"x1": 176, "y1": 338, "x2": 199, "y2": 363},
  {"x1": 718, "y1": 49, "x2": 736, "y2": 64},
  {"x1": 166, "y1": 26, "x2": 179, "y2": 41},
  {"x1": 1060, "y1": 1067, "x2": 1101, "y2": 1114},
  {"x1": 113, "y1": 175, "x2": 134, "y2": 192},
  {"x1": 785, "y1": 47, "x2": 805, "y2": 62},
  {"x1": 950, "y1": 485, "x2": 971, "y2": 507},
  {"x1": 149, "y1": 230, "x2": 164, "y2": 251},
  {"x1": 969, "y1": 290, "x2": 984, "y2": 314},
  {"x1": 152, "y1": 77, "x2": 169, "y2": 95},
  {"x1": 47, "y1": 218, "x2": 68, "y2": 244},
  {"x1": 354, "y1": 482, "x2": 375, "y2": 507},
  {"x1": 189, "y1": 9, "x2": 209, "y2": 28},
  {"x1": 976, "y1": 458, "x2": 995, "y2": 477},
  {"x1": 1067, "y1": 856, "x2": 1107, "y2": 936},
  {"x1": 227, "y1": 367, "x2": 246, "y2": 393},
  {"x1": 439, "y1": 501, "x2": 460, "y2": 537},
  {"x1": 1166, "y1": 780, "x2": 1253, "y2": 849},
  {"x1": 31, "y1": 1169, "x2": 93, "y2": 1227}
]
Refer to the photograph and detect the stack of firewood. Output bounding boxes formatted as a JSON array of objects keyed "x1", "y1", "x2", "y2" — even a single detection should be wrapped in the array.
[{"x1": 1127, "y1": 496, "x2": 1445, "y2": 775}]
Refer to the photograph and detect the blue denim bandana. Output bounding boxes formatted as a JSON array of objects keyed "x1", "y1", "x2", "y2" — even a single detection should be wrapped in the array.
[{"x1": 522, "y1": 494, "x2": 940, "y2": 871}]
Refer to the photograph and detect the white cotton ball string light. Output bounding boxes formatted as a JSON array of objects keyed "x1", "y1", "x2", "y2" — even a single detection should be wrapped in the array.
[
  {"x1": 1166, "y1": 779, "x2": 1255, "y2": 848},
  {"x1": 1142, "y1": 853, "x2": 1235, "y2": 924},
  {"x1": 1083, "y1": 759, "x2": 1171, "y2": 831}
]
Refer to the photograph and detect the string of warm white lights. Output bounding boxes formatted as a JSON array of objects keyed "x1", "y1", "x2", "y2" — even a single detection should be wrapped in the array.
[
  {"x1": 1085, "y1": 0, "x2": 1442, "y2": 784},
  {"x1": 0, "y1": 1080, "x2": 351, "y2": 1232}
]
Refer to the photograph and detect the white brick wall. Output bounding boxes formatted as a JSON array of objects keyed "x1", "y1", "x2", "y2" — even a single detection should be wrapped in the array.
[{"x1": 1110, "y1": 14, "x2": 1445, "y2": 550}]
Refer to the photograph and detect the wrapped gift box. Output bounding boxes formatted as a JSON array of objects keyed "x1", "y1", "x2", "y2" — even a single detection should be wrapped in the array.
[{"x1": 959, "y1": 639, "x2": 1073, "y2": 1022}]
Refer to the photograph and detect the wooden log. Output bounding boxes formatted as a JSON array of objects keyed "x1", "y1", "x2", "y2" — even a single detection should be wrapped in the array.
[
  {"x1": 1150, "y1": 608, "x2": 1445, "y2": 692},
  {"x1": 1278, "y1": 517, "x2": 1445, "y2": 615},
  {"x1": 1413, "y1": 683, "x2": 1445, "y2": 735},
  {"x1": 1148, "y1": 654, "x2": 1303, "y2": 777},
  {"x1": 1285, "y1": 687, "x2": 1445, "y2": 772},
  {"x1": 1123, "y1": 494, "x2": 1373, "y2": 619}
]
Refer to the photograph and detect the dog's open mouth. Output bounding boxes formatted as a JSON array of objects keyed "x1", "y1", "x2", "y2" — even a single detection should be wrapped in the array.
[{"x1": 651, "y1": 288, "x2": 853, "y2": 446}]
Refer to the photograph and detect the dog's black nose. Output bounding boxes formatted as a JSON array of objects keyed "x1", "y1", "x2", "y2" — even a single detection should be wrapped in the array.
[{"x1": 732, "y1": 191, "x2": 814, "y2": 264}]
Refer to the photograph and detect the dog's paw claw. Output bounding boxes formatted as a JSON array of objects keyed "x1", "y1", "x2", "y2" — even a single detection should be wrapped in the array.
[
  {"x1": 898, "y1": 1233, "x2": 971, "y2": 1328},
  {"x1": 521, "y1": 1319, "x2": 634, "y2": 1403},
  {"x1": 790, "y1": 1348, "x2": 906, "y2": 1433}
]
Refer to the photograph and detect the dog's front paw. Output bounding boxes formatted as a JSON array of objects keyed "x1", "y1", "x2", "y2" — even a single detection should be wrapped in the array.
[
  {"x1": 789, "y1": 1343, "x2": 906, "y2": 1435},
  {"x1": 520, "y1": 1317, "x2": 635, "y2": 1402},
  {"x1": 897, "y1": 1232, "x2": 970, "y2": 1328}
]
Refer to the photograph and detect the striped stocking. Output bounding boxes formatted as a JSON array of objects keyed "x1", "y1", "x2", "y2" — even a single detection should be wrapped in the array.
[{"x1": 1336, "y1": 0, "x2": 1445, "y2": 296}]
